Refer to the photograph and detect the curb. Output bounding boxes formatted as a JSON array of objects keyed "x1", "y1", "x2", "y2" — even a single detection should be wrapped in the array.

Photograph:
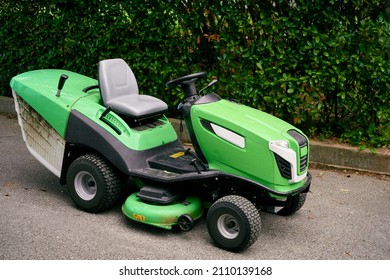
[
  {"x1": 309, "y1": 140, "x2": 389, "y2": 175},
  {"x1": 1, "y1": 96, "x2": 389, "y2": 175}
]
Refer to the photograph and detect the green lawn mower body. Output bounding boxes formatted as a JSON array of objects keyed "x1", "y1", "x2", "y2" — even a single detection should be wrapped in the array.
[{"x1": 10, "y1": 59, "x2": 311, "y2": 251}]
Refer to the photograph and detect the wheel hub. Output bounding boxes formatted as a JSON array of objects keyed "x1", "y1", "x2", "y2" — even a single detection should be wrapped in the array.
[
  {"x1": 217, "y1": 214, "x2": 240, "y2": 239},
  {"x1": 74, "y1": 171, "x2": 97, "y2": 201}
]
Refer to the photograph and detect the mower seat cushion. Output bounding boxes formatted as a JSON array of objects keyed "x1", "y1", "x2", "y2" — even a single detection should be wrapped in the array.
[{"x1": 98, "y1": 58, "x2": 168, "y2": 118}]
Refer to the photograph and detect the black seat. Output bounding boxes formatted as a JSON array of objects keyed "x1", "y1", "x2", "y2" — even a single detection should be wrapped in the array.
[{"x1": 98, "y1": 58, "x2": 167, "y2": 119}]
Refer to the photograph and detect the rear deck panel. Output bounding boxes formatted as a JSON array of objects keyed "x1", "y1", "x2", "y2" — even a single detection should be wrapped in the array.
[{"x1": 10, "y1": 69, "x2": 99, "y2": 137}]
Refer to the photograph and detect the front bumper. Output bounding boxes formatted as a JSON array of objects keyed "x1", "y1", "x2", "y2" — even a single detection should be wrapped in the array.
[{"x1": 221, "y1": 171, "x2": 312, "y2": 197}]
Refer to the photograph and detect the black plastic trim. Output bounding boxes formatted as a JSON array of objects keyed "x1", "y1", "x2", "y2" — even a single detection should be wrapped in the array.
[
  {"x1": 137, "y1": 185, "x2": 182, "y2": 204},
  {"x1": 287, "y1": 129, "x2": 309, "y2": 172},
  {"x1": 131, "y1": 167, "x2": 312, "y2": 197},
  {"x1": 61, "y1": 110, "x2": 182, "y2": 183},
  {"x1": 288, "y1": 129, "x2": 307, "y2": 148},
  {"x1": 274, "y1": 154, "x2": 292, "y2": 179},
  {"x1": 82, "y1": 84, "x2": 100, "y2": 93},
  {"x1": 194, "y1": 93, "x2": 221, "y2": 105},
  {"x1": 223, "y1": 172, "x2": 312, "y2": 196},
  {"x1": 200, "y1": 119, "x2": 215, "y2": 134},
  {"x1": 179, "y1": 94, "x2": 222, "y2": 163}
]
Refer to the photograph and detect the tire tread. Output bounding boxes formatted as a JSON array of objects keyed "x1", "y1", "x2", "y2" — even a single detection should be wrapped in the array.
[
  {"x1": 67, "y1": 153, "x2": 122, "y2": 213},
  {"x1": 207, "y1": 195, "x2": 261, "y2": 252}
]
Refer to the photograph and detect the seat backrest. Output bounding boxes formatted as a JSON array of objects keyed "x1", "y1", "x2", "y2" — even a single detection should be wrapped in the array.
[{"x1": 98, "y1": 58, "x2": 139, "y2": 106}]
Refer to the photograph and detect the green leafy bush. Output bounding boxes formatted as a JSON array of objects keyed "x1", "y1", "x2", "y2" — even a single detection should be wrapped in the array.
[{"x1": 0, "y1": 0, "x2": 388, "y2": 147}]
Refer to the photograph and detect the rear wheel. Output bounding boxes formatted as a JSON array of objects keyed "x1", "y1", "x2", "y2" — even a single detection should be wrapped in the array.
[
  {"x1": 66, "y1": 154, "x2": 122, "y2": 213},
  {"x1": 277, "y1": 193, "x2": 307, "y2": 216},
  {"x1": 207, "y1": 195, "x2": 261, "y2": 252}
]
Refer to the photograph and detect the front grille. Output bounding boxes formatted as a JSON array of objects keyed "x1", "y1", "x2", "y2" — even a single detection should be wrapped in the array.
[
  {"x1": 300, "y1": 155, "x2": 308, "y2": 172},
  {"x1": 275, "y1": 154, "x2": 292, "y2": 179},
  {"x1": 288, "y1": 129, "x2": 308, "y2": 172}
]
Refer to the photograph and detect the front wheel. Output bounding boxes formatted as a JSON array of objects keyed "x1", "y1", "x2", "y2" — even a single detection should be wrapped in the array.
[
  {"x1": 66, "y1": 154, "x2": 122, "y2": 213},
  {"x1": 207, "y1": 195, "x2": 261, "y2": 252},
  {"x1": 277, "y1": 193, "x2": 307, "y2": 216}
]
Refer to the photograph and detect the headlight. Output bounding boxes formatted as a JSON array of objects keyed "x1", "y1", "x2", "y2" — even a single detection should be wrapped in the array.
[
  {"x1": 269, "y1": 140, "x2": 307, "y2": 183},
  {"x1": 269, "y1": 140, "x2": 289, "y2": 149}
]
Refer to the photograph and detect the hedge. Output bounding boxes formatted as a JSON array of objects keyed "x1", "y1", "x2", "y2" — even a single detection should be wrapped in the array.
[{"x1": 0, "y1": 0, "x2": 389, "y2": 147}]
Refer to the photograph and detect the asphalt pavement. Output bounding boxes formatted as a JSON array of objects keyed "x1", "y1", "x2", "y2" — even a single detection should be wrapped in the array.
[{"x1": 0, "y1": 114, "x2": 389, "y2": 260}]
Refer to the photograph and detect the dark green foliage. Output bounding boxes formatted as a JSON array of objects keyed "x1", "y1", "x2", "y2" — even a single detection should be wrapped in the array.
[{"x1": 1, "y1": 0, "x2": 389, "y2": 147}]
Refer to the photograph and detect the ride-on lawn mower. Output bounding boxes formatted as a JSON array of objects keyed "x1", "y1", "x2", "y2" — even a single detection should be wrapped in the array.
[{"x1": 10, "y1": 58, "x2": 311, "y2": 252}]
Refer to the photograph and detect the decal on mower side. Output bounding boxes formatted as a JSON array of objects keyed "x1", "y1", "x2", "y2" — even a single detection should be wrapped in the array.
[
  {"x1": 170, "y1": 151, "x2": 185, "y2": 158},
  {"x1": 133, "y1": 213, "x2": 146, "y2": 222},
  {"x1": 210, "y1": 123, "x2": 245, "y2": 148},
  {"x1": 200, "y1": 119, "x2": 245, "y2": 148}
]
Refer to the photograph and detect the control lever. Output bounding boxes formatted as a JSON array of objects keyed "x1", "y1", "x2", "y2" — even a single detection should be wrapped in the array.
[
  {"x1": 190, "y1": 159, "x2": 201, "y2": 174},
  {"x1": 198, "y1": 78, "x2": 218, "y2": 95},
  {"x1": 56, "y1": 74, "x2": 68, "y2": 97}
]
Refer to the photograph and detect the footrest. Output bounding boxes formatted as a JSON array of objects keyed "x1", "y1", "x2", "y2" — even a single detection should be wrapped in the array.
[{"x1": 147, "y1": 149, "x2": 202, "y2": 174}]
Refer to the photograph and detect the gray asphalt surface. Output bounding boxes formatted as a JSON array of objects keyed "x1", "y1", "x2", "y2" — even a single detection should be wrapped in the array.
[{"x1": 0, "y1": 114, "x2": 389, "y2": 260}]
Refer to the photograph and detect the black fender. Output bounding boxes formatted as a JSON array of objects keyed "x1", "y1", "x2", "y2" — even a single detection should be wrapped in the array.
[{"x1": 59, "y1": 110, "x2": 181, "y2": 185}]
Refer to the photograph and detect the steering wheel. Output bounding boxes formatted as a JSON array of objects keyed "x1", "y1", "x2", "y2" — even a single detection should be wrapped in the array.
[{"x1": 165, "y1": 72, "x2": 207, "y2": 88}]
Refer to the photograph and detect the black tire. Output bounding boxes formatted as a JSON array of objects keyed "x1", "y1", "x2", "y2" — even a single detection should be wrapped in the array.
[
  {"x1": 177, "y1": 214, "x2": 195, "y2": 232},
  {"x1": 66, "y1": 154, "x2": 122, "y2": 213},
  {"x1": 277, "y1": 193, "x2": 307, "y2": 216},
  {"x1": 206, "y1": 195, "x2": 261, "y2": 252}
]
